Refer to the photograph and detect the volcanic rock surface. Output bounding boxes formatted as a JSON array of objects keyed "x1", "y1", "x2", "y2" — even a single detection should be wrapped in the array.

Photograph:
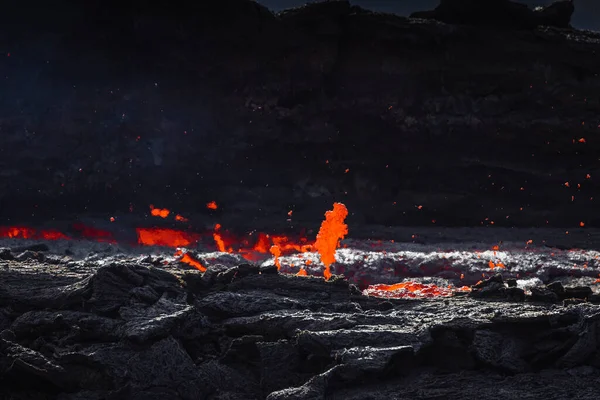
[
  {"x1": 411, "y1": 0, "x2": 575, "y2": 29},
  {"x1": 3, "y1": 236, "x2": 600, "y2": 399},
  {"x1": 2, "y1": 0, "x2": 600, "y2": 230}
]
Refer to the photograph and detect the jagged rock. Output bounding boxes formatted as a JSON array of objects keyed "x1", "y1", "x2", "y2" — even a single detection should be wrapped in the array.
[
  {"x1": 471, "y1": 329, "x2": 528, "y2": 373},
  {"x1": 2, "y1": 252, "x2": 600, "y2": 398},
  {"x1": 12, "y1": 243, "x2": 50, "y2": 253},
  {"x1": 469, "y1": 273, "x2": 506, "y2": 298},
  {"x1": 504, "y1": 287, "x2": 526, "y2": 302},
  {"x1": 0, "y1": 248, "x2": 14, "y2": 260},
  {"x1": 535, "y1": 0, "x2": 575, "y2": 28},
  {"x1": 410, "y1": 0, "x2": 574, "y2": 29},
  {"x1": 548, "y1": 281, "x2": 566, "y2": 296},
  {"x1": 564, "y1": 286, "x2": 593, "y2": 300},
  {"x1": 564, "y1": 298, "x2": 587, "y2": 306},
  {"x1": 15, "y1": 250, "x2": 45, "y2": 262},
  {"x1": 530, "y1": 286, "x2": 559, "y2": 303},
  {"x1": 506, "y1": 278, "x2": 518, "y2": 288}
]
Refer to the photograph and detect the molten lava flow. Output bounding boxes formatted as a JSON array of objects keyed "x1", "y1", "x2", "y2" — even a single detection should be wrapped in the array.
[
  {"x1": 363, "y1": 282, "x2": 471, "y2": 299},
  {"x1": 212, "y1": 223, "x2": 233, "y2": 253},
  {"x1": 297, "y1": 268, "x2": 307, "y2": 276},
  {"x1": 149, "y1": 205, "x2": 170, "y2": 218},
  {"x1": 39, "y1": 230, "x2": 70, "y2": 240},
  {"x1": 72, "y1": 223, "x2": 116, "y2": 243},
  {"x1": 253, "y1": 233, "x2": 271, "y2": 253},
  {"x1": 136, "y1": 228, "x2": 199, "y2": 247},
  {"x1": 272, "y1": 235, "x2": 313, "y2": 253},
  {"x1": 0, "y1": 226, "x2": 70, "y2": 240},
  {"x1": 270, "y1": 245, "x2": 281, "y2": 270},
  {"x1": 314, "y1": 202, "x2": 348, "y2": 280},
  {"x1": 179, "y1": 253, "x2": 206, "y2": 271}
]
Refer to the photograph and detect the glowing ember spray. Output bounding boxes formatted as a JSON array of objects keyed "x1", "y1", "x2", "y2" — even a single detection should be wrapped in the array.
[{"x1": 314, "y1": 202, "x2": 348, "y2": 280}]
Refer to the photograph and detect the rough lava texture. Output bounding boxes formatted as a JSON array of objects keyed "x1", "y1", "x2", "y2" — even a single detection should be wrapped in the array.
[
  {"x1": 3, "y1": 241, "x2": 600, "y2": 399},
  {"x1": 2, "y1": 0, "x2": 600, "y2": 229}
]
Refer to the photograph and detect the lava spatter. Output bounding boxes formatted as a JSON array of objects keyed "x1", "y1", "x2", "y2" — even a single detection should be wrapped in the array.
[{"x1": 314, "y1": 202, "x2": 348, "y2": 280}]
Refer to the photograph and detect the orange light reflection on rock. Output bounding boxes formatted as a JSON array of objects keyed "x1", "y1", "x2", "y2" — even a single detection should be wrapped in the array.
[{"x1": 364, "y1": 282, "x2": 471, "y2": 299}]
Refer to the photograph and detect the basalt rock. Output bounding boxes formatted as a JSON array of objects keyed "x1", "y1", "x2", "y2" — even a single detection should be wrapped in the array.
[
  {"x1": 411, "y1": 0, "x2": 574, "y2": 29},
  {"x1": 2, "y1": 255, "x2": 600, "y2": 399}
]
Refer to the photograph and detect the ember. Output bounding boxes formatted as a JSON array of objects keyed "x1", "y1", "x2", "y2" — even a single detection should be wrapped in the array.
[{"x1": 149, "y1": 205, "x2": 170, "y2": 218}]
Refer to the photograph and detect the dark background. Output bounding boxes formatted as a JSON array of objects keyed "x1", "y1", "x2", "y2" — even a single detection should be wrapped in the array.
[
  {"x1": 259, "y1": 0, "x2": 598, "y2": 31},
  {"x1": 1, "y1": 0, "x2": 599, "y2": 231}
]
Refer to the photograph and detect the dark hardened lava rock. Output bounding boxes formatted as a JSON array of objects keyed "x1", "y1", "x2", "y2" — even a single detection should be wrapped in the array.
[
  {"x1": 2, "y1": 0, "x2": 600, "y2": 231},
  {"x1": 3, "y1": 252, "x2": 600, "y2": 399},
  {"x1": 411, "y1": 0, "x2": 575, "y2": 29}
]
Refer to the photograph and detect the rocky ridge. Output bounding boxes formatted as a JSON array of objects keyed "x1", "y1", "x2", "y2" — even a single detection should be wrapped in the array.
[{"x1": 2, "y1": 245, "x2": 600, "y2": 399}]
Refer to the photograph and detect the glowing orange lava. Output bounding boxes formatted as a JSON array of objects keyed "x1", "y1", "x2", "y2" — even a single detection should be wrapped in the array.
[
  {"x1": 270, "y1": 245, "x2": 282, "y2": 270},
  {"x1": 136, "y1": 228, "x2": 198, "y2": 247},
  {"x1": 314, "y1": 202, "x2": 348, "y2": 280},
  {"x1": 179, "y1": 253, "x2": 206, "y2": 271},
  {"x1": 175, "y1": 214, "x2": 189, "y2": 222},
  {"x1": 72, "y1": 223, "x2": 115, "y2": 243},
  {"x1": 364, "y1": 282, "x2": 471, "y2": 299},
  {"x1": 0, "y1": 226, "x2": 70, "y2": 240},
  {"x1": 207, "y1": 201, "x2": 218, "y2": 210},
  {"x1": 149, "y1": 205, "x2": 170, "y2": 218}
]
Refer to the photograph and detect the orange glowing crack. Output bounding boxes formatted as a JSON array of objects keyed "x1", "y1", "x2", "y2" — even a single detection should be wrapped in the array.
[
  {"x1": 314, "y1": 202, "x2": 348, "y2": 280},
  {"x1": 179, "y1": 253, "x2": 206, "y2": 272}
]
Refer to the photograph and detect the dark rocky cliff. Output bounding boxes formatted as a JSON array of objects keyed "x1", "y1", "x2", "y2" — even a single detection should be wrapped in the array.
[{"x1": 2, "y1": 0, "x2": 600, "y2": 230}]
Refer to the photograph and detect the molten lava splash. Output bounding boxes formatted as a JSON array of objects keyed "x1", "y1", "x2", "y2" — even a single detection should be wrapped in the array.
[
  {"x1": 363, "y1": 282, "x2": 471, "y2": 299},
  {"x1": 175, "y1": 214, "x2": 188, "y2": 222},
  {"x1": 270, "y1": 245, "x2": 282, "y2": 270},
  {"x1": 314, "y1": 202, "x2": 348, "y2": 280},
  {"x1": 212, "y1": 223, "x2": 232, "y2": 253},
  {"x1": 136, "y1": 228, "x2": 199, "y2": 247},
  {"x1": 149, "y1": 205, "x2": 170, "y2": 218},
  {"x1": 253, "y1": 233, "x2": 271, "y2": 253}
]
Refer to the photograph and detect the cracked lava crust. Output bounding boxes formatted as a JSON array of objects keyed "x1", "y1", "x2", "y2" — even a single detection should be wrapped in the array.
[{"x1": 3, "y1": 205, "x2": 600, "y2": 399}]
